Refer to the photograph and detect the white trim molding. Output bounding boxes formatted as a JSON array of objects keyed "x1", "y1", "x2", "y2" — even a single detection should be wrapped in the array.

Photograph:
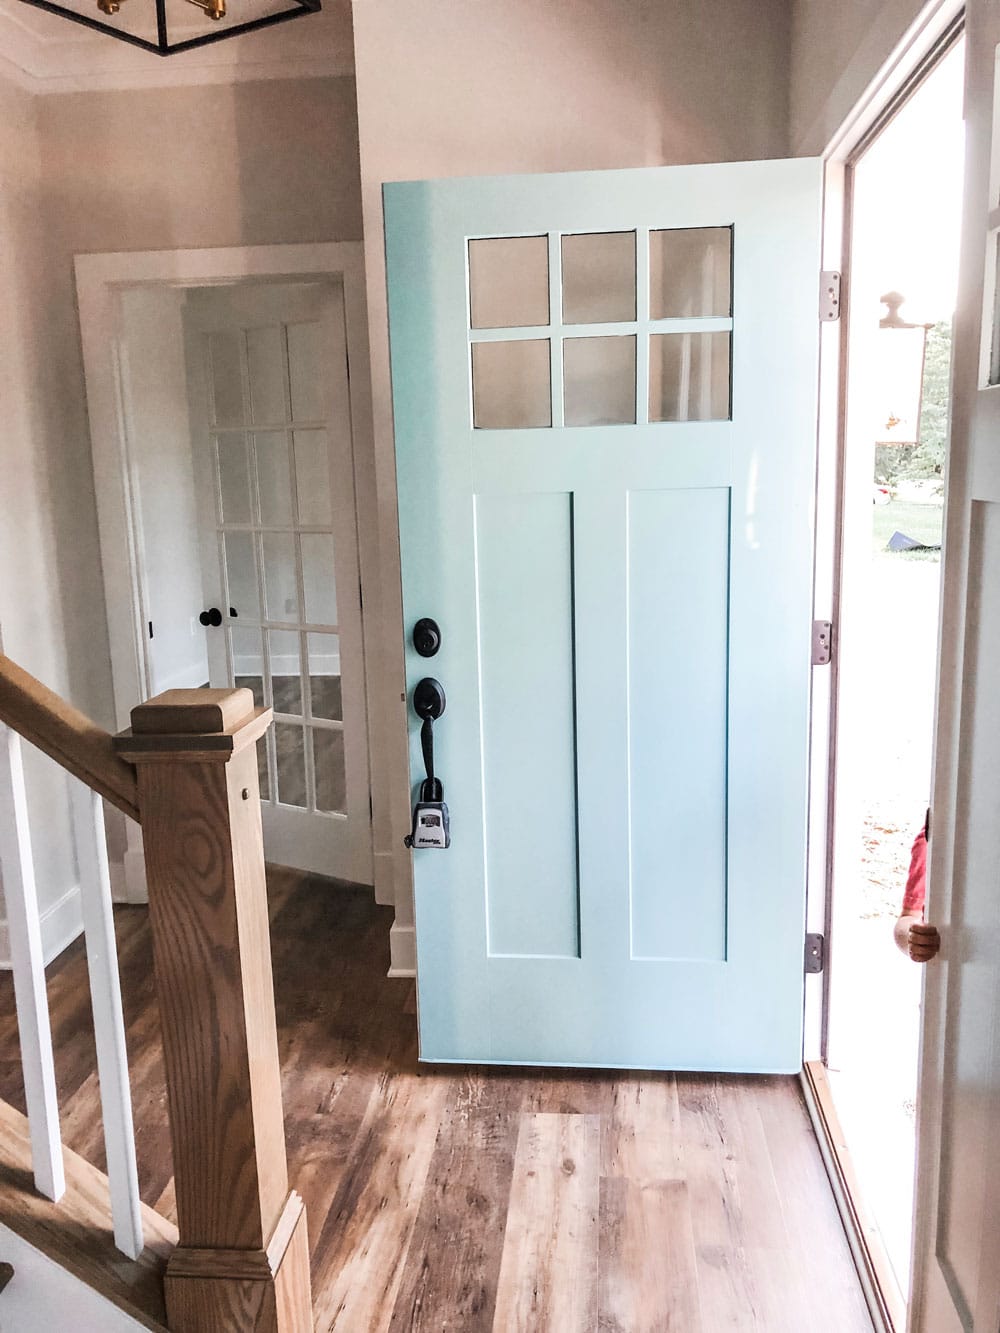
[
  {"x1": 387, "y1": 921, "x2": 415, "y2": 979},
  {"x1": 0, "y1": 881, "x2": 83, "y2": 970},
  {"x1": 813, "y1": 0, "x2": 965, "y2": 161},
  {"x1": 74, "y1": 242, "x2": 393, "y2": 909}
]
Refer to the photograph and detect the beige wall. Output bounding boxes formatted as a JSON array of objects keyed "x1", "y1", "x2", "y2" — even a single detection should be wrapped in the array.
[
  {"x1": 0, "y1": 72, "x2": 81, "y2": 920},
  {"x1": 0, "y1": 71, "x2": 362, "y2": 931},
  {"x1": 351, "y1": 0, "x2": 795, "y2": 947},
  {"x1": 790, "y1": 0, "x2": 940, "y2": 153},
  {"x1": 18, "y1": 75, "x2": 360, "y2": 730}
]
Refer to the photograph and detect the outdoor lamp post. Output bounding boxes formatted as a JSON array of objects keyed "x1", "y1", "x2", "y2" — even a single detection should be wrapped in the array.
[{"x1": 874, "y1": 291, "x2": 934, "y2": 447}]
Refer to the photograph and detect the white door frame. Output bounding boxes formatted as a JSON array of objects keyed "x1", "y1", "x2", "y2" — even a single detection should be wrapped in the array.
[
  {"x1": 804, "y1": 0, "x2": 965, "y2": 1063},
  {"x1": 801, "y1": 4, "x2": 964, "y2": 1331},
  {"x1": 75, "y1": 243, "x2": 396, "y2": 906}
]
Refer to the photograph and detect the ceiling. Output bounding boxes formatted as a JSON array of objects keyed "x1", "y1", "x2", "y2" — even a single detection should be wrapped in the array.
[{"x1": 0, "y1": 0, "x2": 354, "y2": 92}]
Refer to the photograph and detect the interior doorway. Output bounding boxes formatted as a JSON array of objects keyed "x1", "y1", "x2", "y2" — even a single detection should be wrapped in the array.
[
  {"x1": 75, "y1": 247, "x2": 377, "y2": 895},
  {"x1": 822, "y1": 33, "x2": 965, "y2": 1324}
]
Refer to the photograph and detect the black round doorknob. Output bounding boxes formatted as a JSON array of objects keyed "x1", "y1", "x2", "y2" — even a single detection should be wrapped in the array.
[
  {"x1": 199, "y1": 607, "x2": 223, "y2": 628},
  {"x1": 413, "y1": 617, "x2": 441, "y2": 658}
]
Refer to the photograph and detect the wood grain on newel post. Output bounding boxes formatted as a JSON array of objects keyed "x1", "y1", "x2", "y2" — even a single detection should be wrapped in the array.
[{"x1": 115, "y1": 688, "x2": 312, "y2": 1332}]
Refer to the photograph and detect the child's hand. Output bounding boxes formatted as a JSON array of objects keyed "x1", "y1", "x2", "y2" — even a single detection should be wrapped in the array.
[
  {"x1": 907, "y1": 921, "x2": 941, "y2": 963},
  {"x1": 894, "y1": 911, "x2": 921, "y2": 954}
]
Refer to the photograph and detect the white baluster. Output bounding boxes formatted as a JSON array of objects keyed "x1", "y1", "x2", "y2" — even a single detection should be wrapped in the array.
[
  {"x1": 70, "y1": 781, "x2": 144, "y2": 1260},
  {"x1": 0, "y1": 723, "x2": 65, "y2": 1203}
]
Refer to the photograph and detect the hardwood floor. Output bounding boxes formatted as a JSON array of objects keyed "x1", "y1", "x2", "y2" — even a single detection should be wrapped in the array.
[{"x1": 0, "y1": 871, "x2": 872, "y2": 1331}]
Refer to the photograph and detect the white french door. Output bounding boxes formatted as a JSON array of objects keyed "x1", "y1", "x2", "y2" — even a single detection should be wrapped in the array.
[{"x1": 183, "y1": 282, "x2": 372, "y2": 886}]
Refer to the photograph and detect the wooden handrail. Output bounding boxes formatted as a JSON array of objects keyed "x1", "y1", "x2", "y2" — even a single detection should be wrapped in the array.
[{"x1": 0, "y1": 655, "x2": 140, "y2": 823}]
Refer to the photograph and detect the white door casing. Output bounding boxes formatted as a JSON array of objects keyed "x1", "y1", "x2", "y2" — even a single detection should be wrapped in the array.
[
  {"x1": 910, "y1": 10, "x2": 1000, "y2": 1330},
  {"x1": 75, "y1": 245, "x2": 393, "y2": 904}
]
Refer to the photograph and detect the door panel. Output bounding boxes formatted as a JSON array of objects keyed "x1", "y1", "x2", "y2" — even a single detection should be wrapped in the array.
[
  {"x1": 934, "y1": 505, "x2": 1000, "y2": 1322},
  {"x1": 386, "y1": 160, "x2": 822, "y2": 1070},
  {"x1": 911, "y1": 11, "x2": 1000, "y2": 1331},
  {"x1": 476, "y1": 490, "x2": 580, "y2": 960},
  {"x1": 185, "y1": 283, "x2": 371, "y2": 886},
  {"x1": 628, "y1": 486, "x2": 730, "y2": 963}
]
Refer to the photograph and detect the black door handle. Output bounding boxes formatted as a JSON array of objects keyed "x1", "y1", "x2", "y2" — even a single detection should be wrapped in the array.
[
  {"x1": 199, "y1": 607, "x2": 223, "y2": 628},
  {"x1": 413, "y1": 678, "x2": 446, "y2": 801}
]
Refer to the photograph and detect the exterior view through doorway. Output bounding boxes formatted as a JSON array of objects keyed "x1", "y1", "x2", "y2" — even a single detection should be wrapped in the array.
[{"x1": 819, "y1": 32, "x2": 964, "y2": 1327}]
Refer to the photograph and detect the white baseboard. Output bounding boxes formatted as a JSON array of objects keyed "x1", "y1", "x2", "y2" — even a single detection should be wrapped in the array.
[
  {"x1": 0, "y1": 882, "x2": 85, "y2": 970},
  {"x1": 150, "y1": 659, "x2": 210, "y2": 696},
  {"x1": 120, "y1": 846, "x2": 149, "y2": 904},
  {"x1": 387, "y1": 921, "x2": 416, "y2": 978}
]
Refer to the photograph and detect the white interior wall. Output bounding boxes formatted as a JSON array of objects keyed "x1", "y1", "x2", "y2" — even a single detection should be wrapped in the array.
[
  {"x1": 32, "y1": 75, "x2": 362, "y2": 727},
  {"x1": 0, "y1": 72, "x2": 82, "y2": 952},
  {"x1": 351, "y1": 0, "x2": 796, "y2": 963}
]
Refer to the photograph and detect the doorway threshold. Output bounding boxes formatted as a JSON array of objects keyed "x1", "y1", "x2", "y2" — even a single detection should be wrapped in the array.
[{"x1": 801, "y1": 1060, "x2": 906, "y2": 1333}]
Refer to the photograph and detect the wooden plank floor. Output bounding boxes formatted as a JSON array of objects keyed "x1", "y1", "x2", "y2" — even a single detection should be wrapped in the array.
[{"x1": 0, "y1": 871, "x2": 872, "y2": 1332}]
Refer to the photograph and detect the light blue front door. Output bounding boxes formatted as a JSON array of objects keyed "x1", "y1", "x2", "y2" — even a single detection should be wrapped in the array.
[{"x1": 385, "y1": 159, "x2": 822, "y2": 1072}]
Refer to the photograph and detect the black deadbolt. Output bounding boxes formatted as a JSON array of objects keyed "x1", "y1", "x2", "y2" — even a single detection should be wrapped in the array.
[
  {"x1": 413, "y1": 677, "x2": 446, "y2": 720},
  {"x1": 199, "y1": 607, "x2": 223, "y2": 628},
  {"x1": 413, "y1": 617, "x2": 442, "y2": 658}
]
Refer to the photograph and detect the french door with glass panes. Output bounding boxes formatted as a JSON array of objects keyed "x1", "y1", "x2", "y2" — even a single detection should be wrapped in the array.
[
  {"x1": 386, "y1": 159, "x2": 822, "y2": 1069},
  {"x1": 184, "y1": 282, "x2": 371, "y2": 886}
]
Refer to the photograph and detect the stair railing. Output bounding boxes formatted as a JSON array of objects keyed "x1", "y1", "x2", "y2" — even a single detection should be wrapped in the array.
[{"x1": 0, "y1": 644, "x2": 312, "y2": 1332}]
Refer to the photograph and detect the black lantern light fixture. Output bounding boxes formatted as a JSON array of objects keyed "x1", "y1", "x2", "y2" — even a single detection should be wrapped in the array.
[{"x1": 17, "y1": 0, "x2": 320, "y2": 57}]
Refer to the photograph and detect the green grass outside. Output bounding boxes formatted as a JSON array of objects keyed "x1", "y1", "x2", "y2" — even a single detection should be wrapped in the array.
[{"x1": 872, "y1": 499, "x2": 943, "y2": 561}]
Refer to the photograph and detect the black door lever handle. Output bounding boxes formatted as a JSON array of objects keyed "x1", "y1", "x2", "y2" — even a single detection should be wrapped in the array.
[{"x1": 413, "y1": 678, "x2": 446, "y2": 802}]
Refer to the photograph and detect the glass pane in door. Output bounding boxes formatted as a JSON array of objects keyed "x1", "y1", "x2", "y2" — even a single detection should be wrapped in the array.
[
  {"x1": 313, "y1": 727, "x2": 346, "y2": 814},
  {"x1": 268, "y1": 629, "x2": 303, "y2": 714},
  {"x1": 274, "y1": 722, "x2": 307, "y2": 808},
  {"x1": 307, "y1": 632, "x2": 342, "y2": 721},
  {"x1": 208, "y1": 310, "x2": 349, "y2": 820}
]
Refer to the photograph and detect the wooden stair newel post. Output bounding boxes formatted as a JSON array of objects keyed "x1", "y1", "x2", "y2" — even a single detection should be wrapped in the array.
[{"x1": 115, "y1": 689, "x2": 312, "y2": 1333}]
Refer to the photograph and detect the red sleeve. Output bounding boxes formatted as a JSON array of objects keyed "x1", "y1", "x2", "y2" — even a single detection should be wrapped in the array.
[{"x1": 902, "y1": 827, "x2": 928, "y2": 916}]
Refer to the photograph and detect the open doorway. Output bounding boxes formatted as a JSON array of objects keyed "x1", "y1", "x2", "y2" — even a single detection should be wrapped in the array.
[
  {"x1": 821, "y1": 32, "x2": 965, "y2": 1324},
  {"x1": 76, "y1": 251, "x2": 376, "y2": 893}
]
